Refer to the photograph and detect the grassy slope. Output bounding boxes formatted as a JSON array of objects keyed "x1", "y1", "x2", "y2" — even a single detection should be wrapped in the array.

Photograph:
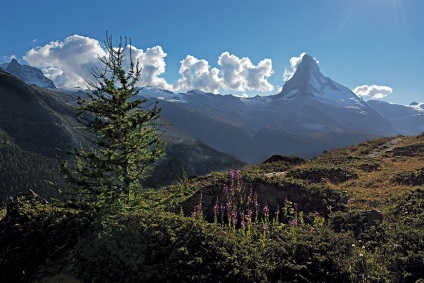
[
  {"x1": 176, "y1": 134, "x2": 424, "y2": 216},
  {"x1": 1, "y1": 134, "x2": 423, "y2": 282}
]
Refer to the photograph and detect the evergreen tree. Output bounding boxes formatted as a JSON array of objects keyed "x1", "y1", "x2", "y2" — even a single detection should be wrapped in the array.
[{"x1": 62, "y1": 34, "x2": 165, "y2": 210}]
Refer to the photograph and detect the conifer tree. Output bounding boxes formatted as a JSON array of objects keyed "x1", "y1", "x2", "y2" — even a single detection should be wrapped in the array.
[{"x1": 62, "y1": 34, "x2": 165, "y2": 210}]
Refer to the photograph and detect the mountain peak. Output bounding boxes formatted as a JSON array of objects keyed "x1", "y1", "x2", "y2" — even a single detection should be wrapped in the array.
[
  {"x1": 278, "y1": 53, "x2": 323, "y2": 98},
  {"x1": 275, "y1": 53, "x2": 370, "y2": 109},
  {"x1": 6, "y1": 58, "x2": 21, "y2": 71},
  {"x1": 296, "y1": 53, "x2": 319, "y2": 74},
  {"x1": 4, "y1": 59, "x2": 56, "y2": 89}
]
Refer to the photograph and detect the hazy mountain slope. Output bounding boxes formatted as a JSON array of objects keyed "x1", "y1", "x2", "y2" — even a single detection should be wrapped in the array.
[
  {"x1": 0, "y1": 71, "x2": 245, "y2": 199},
  {"x1": 368, "y1": 100, "x2": 424, "y2": 135},
  {"x1": 0, "y1": 142, "x2": 62, "y2": 204},
  {"x1": 0, "y1": 70, "x2": 84, "y2": 156}
]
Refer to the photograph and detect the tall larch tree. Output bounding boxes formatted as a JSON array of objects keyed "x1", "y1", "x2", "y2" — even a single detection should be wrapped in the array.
[{"x1": 62, "y1": 34, "x2": 165, "y2": 211}]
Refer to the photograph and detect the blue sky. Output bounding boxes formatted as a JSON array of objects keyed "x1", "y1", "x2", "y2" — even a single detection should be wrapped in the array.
[{"x1": 1, "y1": 0, "x2": 423, "y2": 104}]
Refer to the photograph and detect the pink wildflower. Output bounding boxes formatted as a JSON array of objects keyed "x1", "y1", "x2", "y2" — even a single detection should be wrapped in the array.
[
  {"x1": 213, "y1": 197, "x2": 219, "y2": 215},
  {"x1": 263, "y1": 203, "x2": 269, "y2": 215},
  {"x1": 289, "y1": 219, "x2": 298, "y2": 226},
  {"x1": 231, "y1": 210, "x2": 237, "y2": 224}
]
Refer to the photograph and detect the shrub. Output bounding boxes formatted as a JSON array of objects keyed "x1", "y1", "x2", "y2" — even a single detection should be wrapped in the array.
[
  {"x1": 75, "y1": 211, "x2": 268, "y2": 283},
  {"x1": 0, "y1": 192, "x2": 92, "y2": 282},
  {"x1": 391, "y1": 143, "x2": 424, "y2": 157},
  {"x1": 392, "y1": 167, "x2": 424, "y2": 186},
  {"x1": 380, "y1": 189, "x2": 424, "y2": 282}
]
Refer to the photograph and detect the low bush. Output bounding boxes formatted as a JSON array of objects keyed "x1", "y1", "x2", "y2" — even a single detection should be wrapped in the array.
[
  {"x1": 391, "y1": 143, "x2": 424, "y2": 157},
  {"x1": 0, "y1": 192, "x2": 93, "y2": 282},
  {"x1": 392, "y1": 167, "x2": 424, "y2": 186}
]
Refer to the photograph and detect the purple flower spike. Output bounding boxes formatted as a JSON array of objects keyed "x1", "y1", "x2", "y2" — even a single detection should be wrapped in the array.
[
  {"x1": 263, "y1": 203, "x2": 269, "y2": 215},
  {"x1": 213, "y1": 197, "x2": 219, "y2": 214},
  {"x1": 230, "y1": 169, "x2": 235, "y2": 179},
  {"x1": 289, "y1": 219, "x2": 298, "y2": 226},
  {"x1": 231, "y1": 210, "x2": 237, "y2": 223},
  {"x1": 223, "y1": 184, "x2": 230, "y2": 194}
]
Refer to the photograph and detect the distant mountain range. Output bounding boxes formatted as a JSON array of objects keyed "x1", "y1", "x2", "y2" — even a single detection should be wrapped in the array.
[
  {"x1": 1, "y1": 54, "x2": 423, "y2": 165},
  {"x1": 367, "y1": 100, "x2": 424, "y2": 135},
  {"x1": 134, "y1": 54, "x2": 417, "y2": 163}
]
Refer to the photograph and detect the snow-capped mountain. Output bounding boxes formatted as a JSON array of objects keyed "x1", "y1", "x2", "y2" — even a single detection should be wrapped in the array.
[
  {"x1": 0, "y1": 59, "x2": 56, "y2": 89},
  {"x1": 138, "y1": 86, "x2": 186, "y2": 103},
  {"x1": 137, "y1": 54, "x2": 397, "y2": 163},
  {"x1": 276, "y1": 54, "x2": 365, "y2": 107},
  {"x1": 268, "y1": 53, "x2": 396, "y2": 136}
]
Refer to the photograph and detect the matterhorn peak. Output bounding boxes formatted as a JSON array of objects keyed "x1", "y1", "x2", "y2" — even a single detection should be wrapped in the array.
[
  {"x1": 295, "y1": 53, "x2": 320, "y2": 74},
  {"x1": 276, "y1": 53, "x2": 369, "y2": 109},
  {"x1": 278, "y1": 53, "x2": 324, "y2": 98}
]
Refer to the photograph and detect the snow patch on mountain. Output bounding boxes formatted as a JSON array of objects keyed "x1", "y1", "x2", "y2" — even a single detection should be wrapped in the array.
[
  {"x1": 138, "y1": 86, "x2": 186, "y2": 103},
  {"x1": 1, "y1": 59, "x2": 56, "y2": 89}
]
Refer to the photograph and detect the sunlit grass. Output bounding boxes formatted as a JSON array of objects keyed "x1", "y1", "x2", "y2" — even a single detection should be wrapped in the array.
[{"x1": 0, "y1": 208, "x2": 6, "y2": 221}]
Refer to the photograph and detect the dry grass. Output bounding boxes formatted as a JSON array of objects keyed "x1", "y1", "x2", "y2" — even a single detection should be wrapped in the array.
[
  {"x1": 320, "y1": 136, "x2": 424, "y2": 211},
  {"x1": 0, "y1": 208, "x2": 6, "y2": 221}
]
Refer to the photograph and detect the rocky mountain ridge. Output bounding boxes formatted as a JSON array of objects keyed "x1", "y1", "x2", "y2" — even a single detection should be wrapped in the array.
[{"x1": 0, "y1": 59, "x2": 56, "y2": 89}]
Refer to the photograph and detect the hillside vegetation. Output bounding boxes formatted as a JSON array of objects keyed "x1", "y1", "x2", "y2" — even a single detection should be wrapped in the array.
[{"x1": 1, "y1": 134, "x2": 423, "y2": 282}]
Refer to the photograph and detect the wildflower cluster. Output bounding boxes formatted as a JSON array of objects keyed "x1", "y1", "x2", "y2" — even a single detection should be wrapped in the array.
[{"x1": 196, "y1": 170, "x2": 306, "y2": 243}]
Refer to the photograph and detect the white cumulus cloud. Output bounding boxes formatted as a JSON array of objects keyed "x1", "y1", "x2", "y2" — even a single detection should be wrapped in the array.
[
  {"x1": 22, "y1": 35, "x2": 276, "y2": 93},
  {"x1": 174, "y1": 55, "x2": 222, "y2": 93},
  {"x1": 24, "y1": 35, "x2": 106, "y2": 88},
  {"x1": 174, "y1": 52, "x2": 274, "y2": 93},
  {"x1": 123, "y1": 45, "x2": 171, "y2": 89},
  {"x1": 218, "y1": 52, "x2": 274, "y2": 92},
  {"x1": 23, "y1": 35, "x2": 171, "y2": 89},
  {"x1": 283, "y1": 52, "x2": 319, "y2": 82},
  {"x1": 352, "y1": 85, "x2": 393, "y2": 99}
]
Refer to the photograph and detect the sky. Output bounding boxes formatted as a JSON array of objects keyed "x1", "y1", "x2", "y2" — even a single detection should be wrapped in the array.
[{"x1": 1, "y1": 0, "x2": 423, "y2": 104}]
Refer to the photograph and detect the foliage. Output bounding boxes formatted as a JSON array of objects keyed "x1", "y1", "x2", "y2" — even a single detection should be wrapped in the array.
[
  {"x1": 76, "y1": 210, "x2": 267, "y2": 283},
  {"x1": 391, "y1": 143, "x2": 424, "y2": 157},
  {"x1": 382, "y1": 188, "x2": 424, "y2": 282},
  {"x1": 0, "y1": 143, "x2": 62, "y2": 204},
  {"x1": 62, "y1": 34, "x2": 165, "y2": 211},
  {"x1": 392, "y1": 167, "x2": 424, "y2": 186},
  {"x1": 0, "y1": 192, "x2": 93, "y2": 282},
  {"x1": 193, "y1": 170, "x2": 306, "y2": 244},
  {"x1": 1, "y1": 186, "x2": 423, "y2": 282}
]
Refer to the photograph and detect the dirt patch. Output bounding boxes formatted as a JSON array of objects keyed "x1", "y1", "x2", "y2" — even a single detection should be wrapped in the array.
[{"x1": 369, "y1": 137, "x2": 402, "y2": 158}]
